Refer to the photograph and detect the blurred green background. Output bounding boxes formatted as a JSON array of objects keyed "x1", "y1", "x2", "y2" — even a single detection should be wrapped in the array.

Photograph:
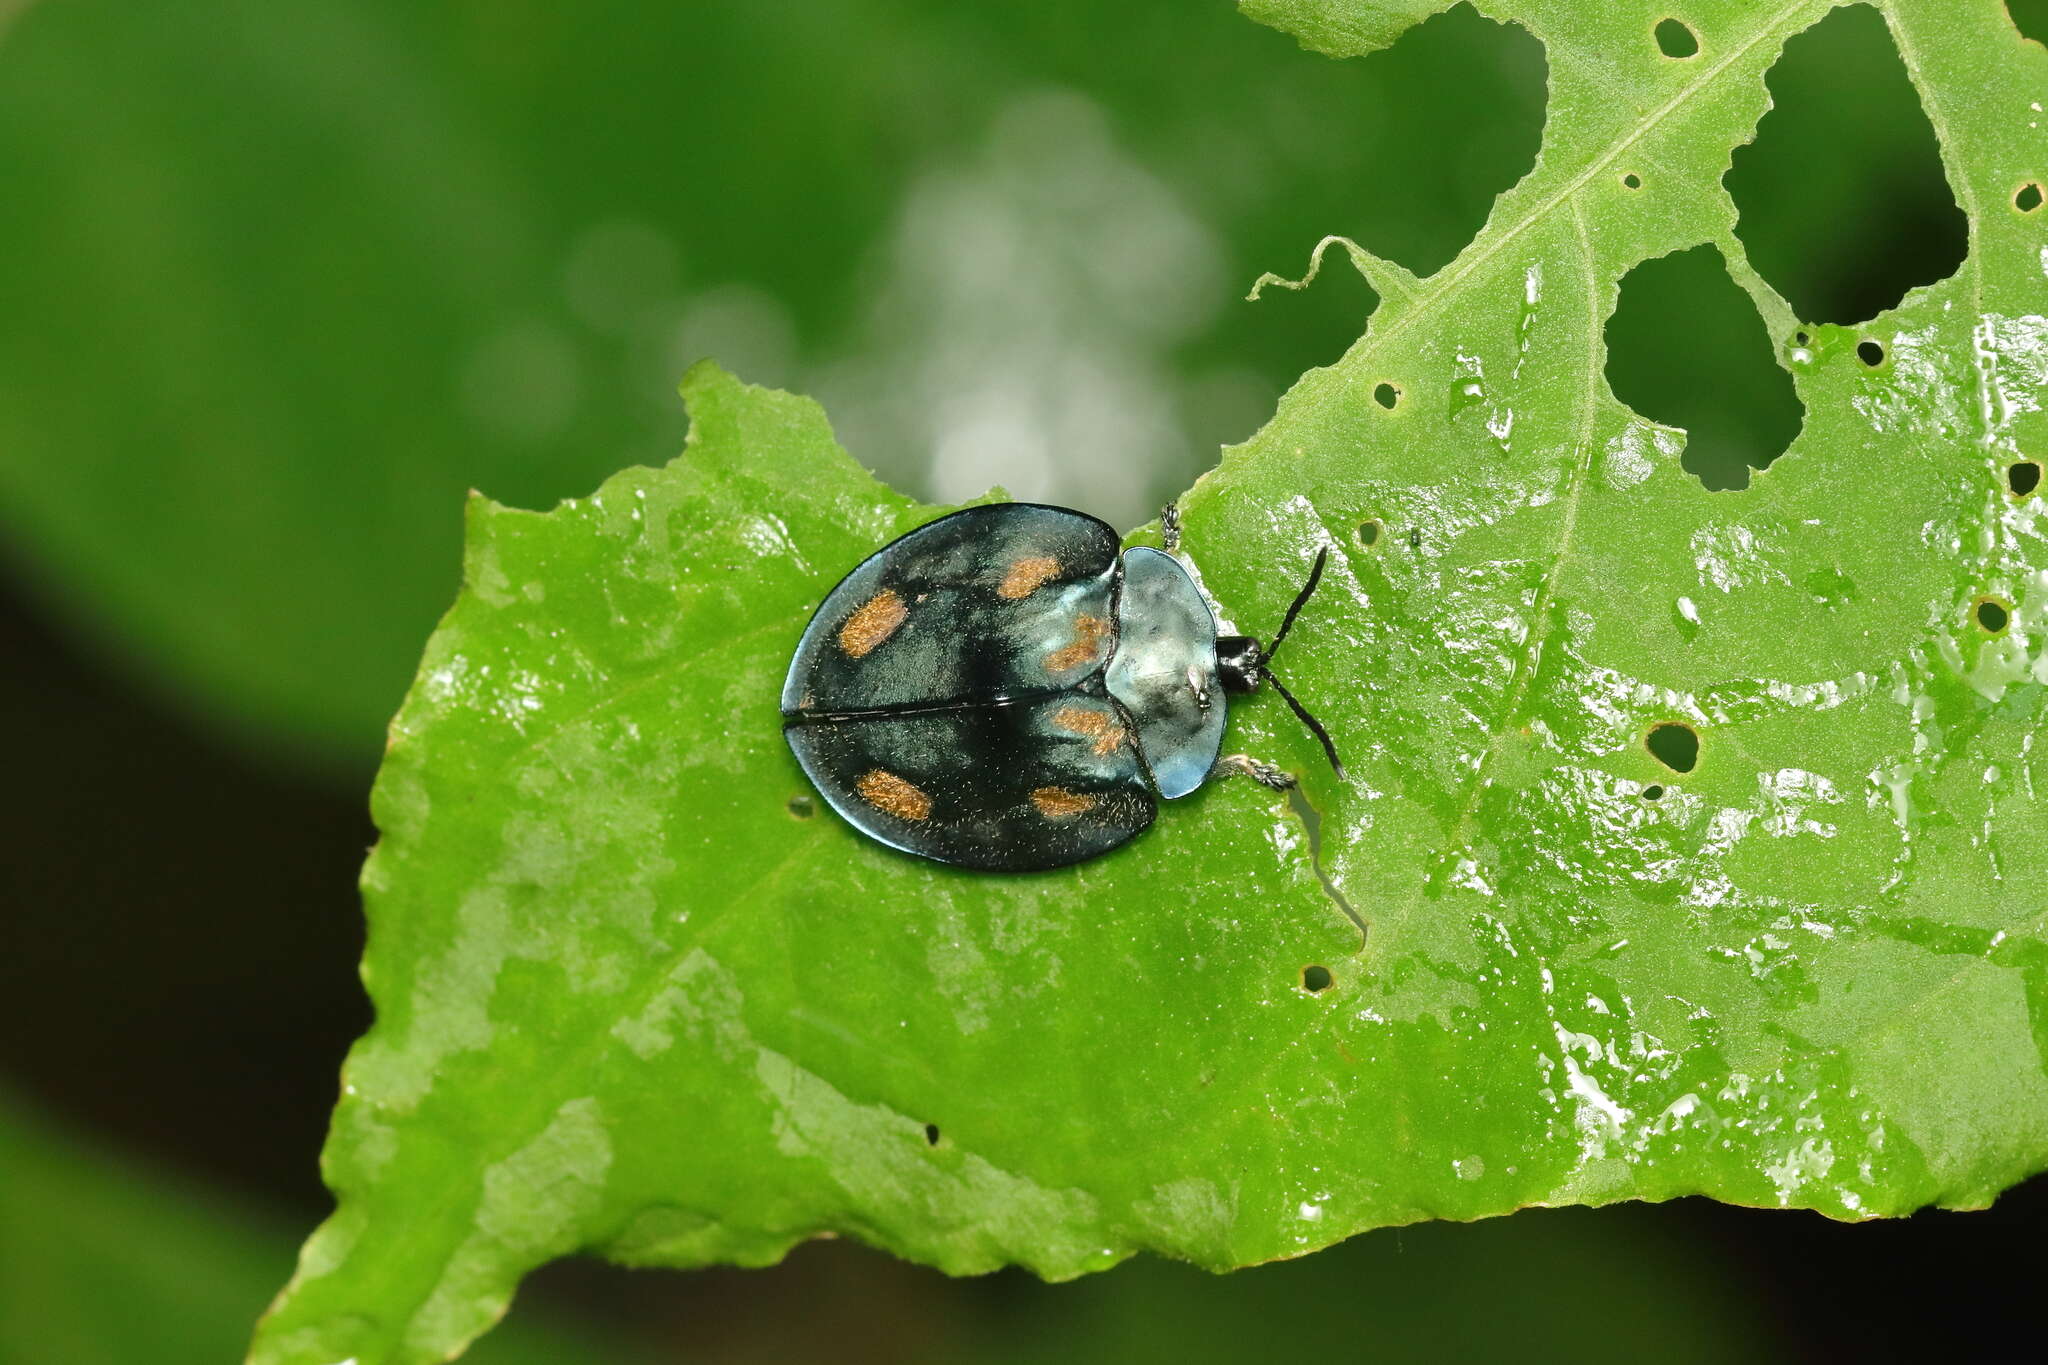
[{"x1": 0, "y1": 1, "x2": 2036, "y2": 1360}]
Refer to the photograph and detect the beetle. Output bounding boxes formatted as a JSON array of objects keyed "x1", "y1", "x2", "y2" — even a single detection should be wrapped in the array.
[{"x1": 781, "y1": 501, "x2": 1343, "y2": 871}]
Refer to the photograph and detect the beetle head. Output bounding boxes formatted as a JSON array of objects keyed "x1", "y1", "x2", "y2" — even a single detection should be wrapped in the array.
[{"x1": 1215, "y1": 635, "x2": 1265, "y2": 693}]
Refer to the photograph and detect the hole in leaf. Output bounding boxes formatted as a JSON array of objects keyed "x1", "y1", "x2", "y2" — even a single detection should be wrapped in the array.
[
  {"x1": 787, "y1": 795, "x2": 815, "y2": 819},
  {"x1": 924, "y1": 1123, "x2": 941, "y2": 1146},
  {"x1": 2009, "y1": 461, "x2": 2042, "y2": 497},
  {"x1": 1977, "y1": 598, "x2": 2011, "y2": 634},
  {"x1": 2018, "y1": 183, "x2": 2044, "y2": 214},
  {"x1": 1604, "y1": 244, "x2": 1805, "y2": 491},
  {"x1": 1725, "y1": 4, "x2": 1968, "y2": 325},
  {"x1": 1793, "y1": 330, "x2": 1810, "y2": 346},
  {"x1": 2010, "y1": 0, "x2": 2048, "y2": 45},
  {"x1": 1357, "y1": 519, "x2": 1383, "y2": 547},
  {"x1": 1373, "y1": 382, "x2": 1401, "y2": 409},
  {"x1": 1621, "y1": 172, "x2": 1643, "y2": 190},
  {"x1": 1301, "y1": 964, "x2": 1334, "y2": 993},
  {"x1": 1642, "y1": 784, "x2": 1666, "y2": 801},
  {"x1": 1655, "y1": 18, "x2": 1700, "y2": 57},
  {"x1": 1340, "y1": 3, "x2": 1548, "y2": 277},
  {"x1": 1856, "y1": 339, "x2": 1886, "y2": 367},
  {"x1": 1647, "y1": 722, "x2": 1699, "y2": 773}
]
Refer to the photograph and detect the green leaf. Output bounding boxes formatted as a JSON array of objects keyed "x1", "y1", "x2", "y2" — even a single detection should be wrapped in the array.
[{"x1": 256, "y1": 2, "x2": 2048, "y2": 1361}]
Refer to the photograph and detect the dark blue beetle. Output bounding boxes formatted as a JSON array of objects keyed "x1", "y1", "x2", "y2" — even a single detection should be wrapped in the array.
[{"x1": 781, "y1": 502, "x2": 1342, "y2": 871}]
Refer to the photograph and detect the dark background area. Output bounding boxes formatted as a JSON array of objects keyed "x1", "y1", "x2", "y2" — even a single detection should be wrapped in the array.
[{"x1": 1, "y1": 2, "x2": 2042, "y2": 1360}]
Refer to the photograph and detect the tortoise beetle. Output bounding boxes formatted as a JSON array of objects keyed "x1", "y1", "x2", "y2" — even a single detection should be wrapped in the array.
[{"x1": 781, "y1": 502, "x2": 1342, "y2": 871}]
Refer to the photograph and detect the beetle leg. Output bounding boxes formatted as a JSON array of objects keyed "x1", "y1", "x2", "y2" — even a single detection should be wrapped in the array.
[
  {"x1": 1211, "y1": 753, "x2": 1296, "y2": 791},
  {"x1": 1161, "y1": 500, "x2": 1182, "y2": 556}
]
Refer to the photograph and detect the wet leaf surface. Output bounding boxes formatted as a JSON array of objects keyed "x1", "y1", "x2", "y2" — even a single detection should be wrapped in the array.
[{"x1": 256, "y1": 3, "x2": 2048, "y2": 1361}]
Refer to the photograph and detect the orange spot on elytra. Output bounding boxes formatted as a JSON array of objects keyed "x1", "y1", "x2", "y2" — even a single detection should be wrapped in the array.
[
  {"x1": 1030, "y1": 786, "x2": 1096, "y2": 818},
  {"x1": 1044, "y1": 613, "x2": 1109, "y2": 673},
  {"x1": 1052, "y1": 705, "x2": 1126, "y2": 757},
  {"x1": 838, "y1": 589, "x2": 908, "y2": 658},
  {"x1": 998, "y1": 555, "x2": 1061, "y2": 599},
  {"x1": 856, "y1": 770, "x2": 932, "y2": 821}
]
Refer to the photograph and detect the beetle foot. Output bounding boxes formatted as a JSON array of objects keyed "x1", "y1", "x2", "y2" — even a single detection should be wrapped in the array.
[
  {"x1": 1161, "y1": 500, "x2": 1182, "y2": 556},
  {"x1": 1213, "y1": 753, "x2": 1296, "y2": 791}
]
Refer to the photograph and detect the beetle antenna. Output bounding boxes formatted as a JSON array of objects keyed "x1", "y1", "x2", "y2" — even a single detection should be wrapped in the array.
[
  {"x1": 1262, "y1": 669, "x2": 1345, "y2": 779},
  {"x1": 1264, "y1": 545, "x2": 1330, "y2": 663}
]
